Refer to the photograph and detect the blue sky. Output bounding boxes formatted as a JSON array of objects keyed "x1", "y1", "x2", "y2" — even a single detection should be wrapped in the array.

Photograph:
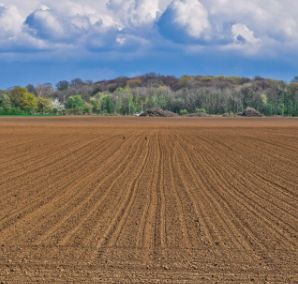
[{"x1": 0, "y1": 0, "x2": 297, "y2": 88}]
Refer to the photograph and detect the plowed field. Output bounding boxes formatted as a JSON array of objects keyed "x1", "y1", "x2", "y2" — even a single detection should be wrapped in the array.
[{"x1": 0, "y1": 117, "x2": 297, "y2": 283}]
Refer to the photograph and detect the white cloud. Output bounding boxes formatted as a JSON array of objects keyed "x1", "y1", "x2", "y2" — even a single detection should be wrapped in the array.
[
  {"x1": 0, "y1": 3, "x2": 50, "y2": 51},
  {"x1": 0, "y1": 0, "x2": 297, "y2": 56},
  {"x1": 171, "y1": 0, "x2": 210, "y2": 38},
  {"x1": 231, "y1": 23, "x2": 259, "y2": 45},
  {"x1": 106, "y1": 0, "x2": 173, "y2": 30},
  {"x1": 158, "y1": 0, "x2": 210, "y2": 43},
  {"x1": 0, "y1": 4, "x2": 23, "y2": 37},
  {"x1": 206, "y1": 0, "x2": 298, "y2": 42},
  {"x1": 25, "y1": 6, "x2": 66, "y2": 40}
]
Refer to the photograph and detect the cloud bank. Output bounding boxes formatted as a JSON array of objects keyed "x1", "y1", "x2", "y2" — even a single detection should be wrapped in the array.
[
  {"x1": 0, "y1": 0, "x2": 297, "y2": 87},
  {"x1": 0, "y1": 0, "x2": 297, "y2": 54}
]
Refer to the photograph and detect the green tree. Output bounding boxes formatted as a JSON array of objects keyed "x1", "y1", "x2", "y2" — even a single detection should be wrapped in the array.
[
  {"x1": 37, "y1": 97, "x2": 52, "y2": 114},
  {"x1": 56, "y1": 80, "x2": 69, "y2": 91},
  {"x1": 264, "y1": 102, "x2": 273, "y2": 116},
  {"x1": 19, "y1": 91, "x2": 37, "y2": 114},
  {"x1": 66, "y1": 95, "x2": 84, "y2": 114},
  {"x1": 0, "y1": 94, "x2": 12, "y2": 113},
  {"x1": 84, "y1": 102, "x2": 93, "y2": 114},
  {"x1": 118, "y1": 94, "x2": 136, "y2": 115},
  {"x1": 114, "y1": 87, "x2": 134, "y2": 115},
  {"x1": 100, "y1": 95, "x2": 114, "y2": 114},
  {"x1": 153, "y1": 86, "x2": 170, "y2": 109},
  {"x1": 90, "y1": 94, "x2": 102, "y2": 114},
  {"x1": 128, "y1": 94, "x2": 136, "y2": 114},
  {"x1": 10, "y1": 87, "x2": 27, "y2": 108}
]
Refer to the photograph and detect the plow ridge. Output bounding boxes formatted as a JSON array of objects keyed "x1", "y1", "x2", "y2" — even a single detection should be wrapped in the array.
[
  {"x1": 175, "y1": 135, "x2": 250, "y2": 252},
  {"x1": 0, "y1": 135, "x2": 126, "y2": 239},
  {"x1": 33, "y1": 134, "x2": 140, "y2": 245},
  {"x1": 183, "y1": 134, "x2": 298, "y2": 236},
  {"x1": 93, "y1": 135, "x2": 151, "y2": 257}
]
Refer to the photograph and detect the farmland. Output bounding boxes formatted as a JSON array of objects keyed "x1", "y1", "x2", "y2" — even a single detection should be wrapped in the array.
[{"x1": 0, "y1": 117, "x2": 297, "y2": 283}]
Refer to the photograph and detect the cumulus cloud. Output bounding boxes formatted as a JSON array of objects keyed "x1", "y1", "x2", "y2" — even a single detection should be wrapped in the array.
[
  {"x1": 20, "y1": 1, "x2": 155, "y2": 50},
  {"x1": 0, "y1": 0, "x2": 297, "y2": 56},
  {"x1": 207, "y1": 0, "x2": 298, "y2": 44},
  {"x1": 231, "y1": 23, "x2": 259, "y2": 45},
  {"x1": 106, "y1": 0, "x2": 173, "y2": 28},
  {"x1": 25, "y1": 6, "x2": 66, "y2": 40},
  {"x1": 158, "y1": 0, "x2": 210, "y2": 43},
  {"x1": 0, "y1": 3, "x2": 50, "y2": 51},
  {"x1": 0, "y1": 4, "x2": 23, "y2": 37}
]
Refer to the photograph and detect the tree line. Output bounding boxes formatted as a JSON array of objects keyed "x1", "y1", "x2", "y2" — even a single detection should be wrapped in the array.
[{"x1": 1, "y1": 74, "x2": 298, "y2": 116}]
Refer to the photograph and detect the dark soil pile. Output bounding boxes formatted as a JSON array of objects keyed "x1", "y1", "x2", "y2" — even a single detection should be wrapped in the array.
[
  {"x1": 239, "y1": 107, "x2": 263, "y2": 117},
  {"x1": 140, "y1": 108, "x2": 178, "y2": 117}
]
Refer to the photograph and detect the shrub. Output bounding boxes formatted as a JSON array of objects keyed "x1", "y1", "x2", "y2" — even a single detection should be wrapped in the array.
[
  {"x1": 180, "y1": 109, "x2": 188, "y2": 115},
  {"x1": 195, "y1": 107, "x2": 207, "y2": 114}
]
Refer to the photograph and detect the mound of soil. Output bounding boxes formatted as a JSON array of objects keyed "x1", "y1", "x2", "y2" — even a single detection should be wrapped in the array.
[
  {"x1": 239, "y1": 107, "x2": 263, "y2": 117},
  {"x1": 140, "y1": 108, "x2": 178, "y2": 117}
]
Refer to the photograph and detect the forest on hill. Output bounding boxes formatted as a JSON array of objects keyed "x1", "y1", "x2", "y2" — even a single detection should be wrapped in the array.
[{"x1": 1, "y1": 74, "x2": 298, "y2": 116}]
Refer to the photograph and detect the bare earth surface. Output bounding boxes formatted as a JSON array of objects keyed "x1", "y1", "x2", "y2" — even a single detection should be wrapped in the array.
[{"x1": 0, "y1": 117, "x2": 297, "y2": 283}]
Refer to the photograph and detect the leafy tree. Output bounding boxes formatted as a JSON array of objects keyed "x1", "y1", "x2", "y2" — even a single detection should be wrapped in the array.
[
  {"x1": 70, "y1": 78, "x2": 84, "y2": 88},
  {"x1": 100, "y1": 94, "x2": 114, "y2": 114},
  {"x1": 152, "y1": 86, "x2": 170, "y2": 109},
  {"x1": 0, "y1": 94, "x2": 12, "y2": 113},
  {"x1": 128, "y1": 94, "x2": 136, "y2": 114},
  {"x1": 19, "y1": 91, "x2": 37, "y2": 114},
  {"x1": 10, "y1": 87, "x2": 27, "y2": 108},
  {"x1": 56, "y1": 80, "x2": 69, "y2": 91},
  {"x1": 90, "y1": 94, "x2": 102, "y2": 114},
  {"x1": 84, "y1": 102, "x2": 93, "y2": 114},
  {"x1": 114, "y1": 88, "x2": 137, "y2": 115},
  {"x1": 66, "y1": 95, "x2": 84, "y2": 114},
  {"x1": 37, "y1": 97, "x2": 52, "y2": 114},
  {"x1": 7, "y1": 87, "x2": 37, "y2": 114}
]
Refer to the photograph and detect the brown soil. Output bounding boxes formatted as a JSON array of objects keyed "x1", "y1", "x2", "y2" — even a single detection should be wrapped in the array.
[{"x1": 0, "y1": 117, "x2": 297, "y2": 283}]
